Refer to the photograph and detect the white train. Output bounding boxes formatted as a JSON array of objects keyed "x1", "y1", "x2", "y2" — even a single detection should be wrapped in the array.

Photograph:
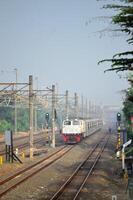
[{"x1": 62, "y1": 118, "x2": 102, "y2": 143}]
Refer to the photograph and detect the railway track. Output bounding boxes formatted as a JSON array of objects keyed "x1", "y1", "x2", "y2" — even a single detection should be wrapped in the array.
[
  {"x1": 0, "y1": 135, "x2": 28, "y2": 145},
  {"x1": 0, "y1": 131, "x2": 47, "y2": 147},
  {"x1": 0, "y1": 137, "x2": 45, "y2": 156},
  {"x1": 50, "y1": 134, "x2": 110, "y2": 200},
  {"x1": 0, "y1": 131, "x2": 51, "y2": 156},
  {"x1": 0, "y1": 145, "x2": 74, "y2": 198}
]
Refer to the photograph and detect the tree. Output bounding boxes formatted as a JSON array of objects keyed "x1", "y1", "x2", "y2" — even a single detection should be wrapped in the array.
[
  {"x1": 123, "y1": 95, "x2": 133, "y2": 121},
  {"x1": 98, "y1": 0, "x2": 133, "y2": 72},
  {"x1": 0, "y1": 119, "x2": 11, "y2": 132},
  {"x1": 97, "y1": 1, "x2": 133, "y2": 141},
  {"x1": 17, "y1": 107, "x2": 29, "y2": 131},
  {"x1": 122, "y1": 74, "x2": 133, "y2": 140},
  {"x1": 127, "y1": 73, "x2": 133, "y2": 102}
]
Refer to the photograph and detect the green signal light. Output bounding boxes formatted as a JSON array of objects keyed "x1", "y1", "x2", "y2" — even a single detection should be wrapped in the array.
[
  {"x1": 45, "y1": 113, "x2": 49, "y2": 121},
  {"x1": 117, "y1": 112, "x2": 121, "y2": 121}
]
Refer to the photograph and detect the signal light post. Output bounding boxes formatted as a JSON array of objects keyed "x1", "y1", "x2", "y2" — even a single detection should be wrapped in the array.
[
  {"x1": 45, "y1": 113, "x2": 50, "y2": 145},
  {"x1": 29, "y1": 75, "x2": 34, "y2": 159},
  {"x1": 117, "y1": 126, "x2": 121, "y2": 148},
  {"x1": 52, "y1": 85, "x2": 56, "y2": 148},
  {"x1": 45, "y1": 113, "x2": 49, "y2": 122},
  {"x1": 117, "y1": 112, "x2": 121, "y2": 126},
  {"x1": 116, "y1": 112, "x2": 121, "y2": 157}
]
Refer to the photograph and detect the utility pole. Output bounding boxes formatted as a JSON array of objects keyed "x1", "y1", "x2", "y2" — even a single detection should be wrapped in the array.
[
  {"x1": 14, "y1": 68, "x2": 18, "y2": 134},
  {"x1": 74, "y1": 92, "x2": 78, "y2": 119},
  {"x1": 65, "y1": 90, "x2": 69, "y2": 119},
  {"x1": 52, "y1": 84, "x2": 55, "y2": 148},
  {"x1": 29, "y1": 75, "x2": 34, "y2": 159}
]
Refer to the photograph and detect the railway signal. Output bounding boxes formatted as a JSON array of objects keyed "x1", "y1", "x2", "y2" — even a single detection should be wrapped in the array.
[
  {"x1": 117, "y1": 126, "x2": 121, "y2": 146},
  {"x1": 45, "y1": 113, "x2": 50, "y2": 145},
  {"x1": 45, "y1": 113, "x2": 49, "y2": 123},
  {"x1": 117, "y1": 112, "x2": 121, "y2": 122},
  {"x1": 116, "y1": 126, "x2": 121, "y2": 158}
]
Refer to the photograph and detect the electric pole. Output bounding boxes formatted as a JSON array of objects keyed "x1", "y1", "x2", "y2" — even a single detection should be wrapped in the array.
[
  {"x1": 14, "y1": 68, "x2": 18, "y2": 134},
  {"x1": 52, "y1": 84, "x2": 55, "y2": 148},
  {"x1": 29, "y1": 75, "x2": 34, "y2": 159}
]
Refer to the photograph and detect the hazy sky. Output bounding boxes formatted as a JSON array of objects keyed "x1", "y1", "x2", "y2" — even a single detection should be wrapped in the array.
[{"x1": 0, "y1": 0, "x2": 130, "y2": 106}]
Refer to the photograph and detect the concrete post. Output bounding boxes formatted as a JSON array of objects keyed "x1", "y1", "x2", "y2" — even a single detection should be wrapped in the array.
[
  {"x1": 29, "y1": 75, "x2": 34, "y2": 159},
  {"x1": 14, "y1": 68, "x2": 18, "y2": 134},
  {"x1": 52, "y1": 85, "x2": 55, "y2": 148}
]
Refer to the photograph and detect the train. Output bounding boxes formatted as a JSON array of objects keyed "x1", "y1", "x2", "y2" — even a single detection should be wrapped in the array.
[{"x1": 62, "y1": 118, "x2": 103, "y2": 144}]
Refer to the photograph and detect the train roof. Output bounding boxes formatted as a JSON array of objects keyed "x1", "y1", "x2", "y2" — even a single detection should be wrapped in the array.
[{"x1": 63, "y1": 118, "x2": 102, "y2": 122}]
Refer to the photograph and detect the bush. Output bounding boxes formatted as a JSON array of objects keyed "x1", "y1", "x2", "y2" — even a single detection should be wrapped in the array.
[{"x1": 0, "y1": 120, "x2": 12, "y2": 133}]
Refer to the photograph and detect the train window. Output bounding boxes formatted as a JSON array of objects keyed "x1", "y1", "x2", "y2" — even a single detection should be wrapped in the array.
[
  {"x1": 64, "y1": 121, "x2": 71, "y2": 125},
  {"x1": 73, "y1": 121, "x2": 80, "y2": 125}
]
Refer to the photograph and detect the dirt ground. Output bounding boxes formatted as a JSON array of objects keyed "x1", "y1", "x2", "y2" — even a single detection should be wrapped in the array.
[
  {"x1": 0, "y1": 130, "x2": 129, "y2": 200},
  {"x1": 76, "y1": 134, "x2": 129, "y2": 200}
]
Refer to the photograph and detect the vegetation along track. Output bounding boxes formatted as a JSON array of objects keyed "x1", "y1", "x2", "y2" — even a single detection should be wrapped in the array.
[
  {"x1": 50, "y1": 134, "x2": 110, "y2": 200},
  {"x1": 0, "y1": 145, "x2": 74, "y2": 198}
]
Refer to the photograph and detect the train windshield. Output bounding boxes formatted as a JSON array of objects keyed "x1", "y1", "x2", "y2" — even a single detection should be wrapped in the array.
[
  {"x1": 73, "y1": 121, "x2": 80, "y2": 125},
  {"x1": 64, "y1": 121, "x2": 71, "y2": 125}
]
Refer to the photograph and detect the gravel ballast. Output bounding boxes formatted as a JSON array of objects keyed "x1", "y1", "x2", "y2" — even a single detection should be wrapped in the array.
[{"x1": 1, "y1": 130, "x2": 128, "y2": 200}]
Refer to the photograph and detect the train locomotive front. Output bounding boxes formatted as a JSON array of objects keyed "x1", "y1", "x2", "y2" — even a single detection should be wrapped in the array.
[
  {"x1": 62, "y1": 118, "x2": 102, "y2": 144},
  {"x1": 62, "y1": 119, "x2": 85, "y2": 144}
]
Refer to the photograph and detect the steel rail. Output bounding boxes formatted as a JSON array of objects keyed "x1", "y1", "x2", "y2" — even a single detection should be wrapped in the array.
[
  {"x1": 0, "y1": 135, "x2": 28, "y2": 145},
  {"x1": 50, "y1": 135, "x2": 109, "y2": 200},
  {"x1": 0, "y1": 145, "x2": 74, "y2": 198},
  {"x1": 0, "y1": 145, "x2": 68, "y2": 184},
  {"x1": 73, "y1": 135, "x2": 110, "y2": 200},
  {"x1": 0, "y1": 131, "x2": 45, "y2": 145},
  {"x1": 50, "y1": 143, "x2": 100, "y2": 200},
  {"x1": 0, "y1": 136, "x2": 45, "y2": 156}
]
